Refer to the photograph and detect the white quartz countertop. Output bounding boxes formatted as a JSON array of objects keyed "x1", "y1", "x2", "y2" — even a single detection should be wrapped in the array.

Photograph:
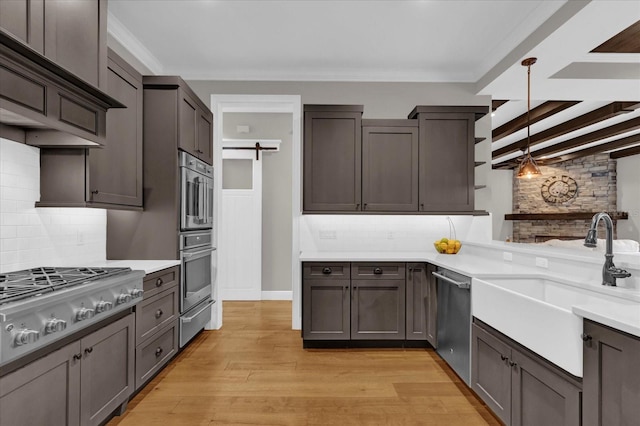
[
  {"x1": 300, "y1": 251, "x2": 541, "y2": 277},
  {"x1": 90, "y1": 260, "x2": 180, "y2": 275},
  {"x1": 300, "y1": 250, "x2": 640, "y2": 338}
]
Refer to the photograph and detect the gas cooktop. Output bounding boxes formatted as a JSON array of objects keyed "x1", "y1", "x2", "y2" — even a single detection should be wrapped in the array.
[{"x1": 0, "y1": 266, "x2": 131, "y2": 305}]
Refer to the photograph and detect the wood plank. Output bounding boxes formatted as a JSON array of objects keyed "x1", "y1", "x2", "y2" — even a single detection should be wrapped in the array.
[
  {"x1": 492, "y1": 101, "x2": 580, "y2": 141},
  {"x1": 492, "y1": 100, "x2": 509, "y2": 112},
  {"x1": 492, "y1": 102, "x2": 640, "y2": 159},
  {"x1": 592, "y1": 20, "x2": 640, "y2": 53},
  {"x1": 106, "y1": 301, "x2": 501, "y2": 426},
  {"x1": 610, "y1": 144, "x2": 640, "y2": 159},
  {"x1": 543, "y1": 133, "x2": 640, "y2": 164},
  {"x1": 505, "y1": 212, "x2": 628, "y2": 221}
]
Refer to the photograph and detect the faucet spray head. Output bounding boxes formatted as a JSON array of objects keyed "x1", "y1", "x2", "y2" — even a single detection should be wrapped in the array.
[{"x1": 584, "y1": 229, "x2": 598, "y2": 248}]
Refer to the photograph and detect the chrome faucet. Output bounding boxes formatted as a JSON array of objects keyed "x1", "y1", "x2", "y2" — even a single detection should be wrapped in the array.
[{"x1": 584, "y1": 212, "x2": 631, "y2": 286}]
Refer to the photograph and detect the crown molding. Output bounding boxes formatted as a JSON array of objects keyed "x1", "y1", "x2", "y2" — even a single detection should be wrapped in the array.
[{"x1": 107, "y1": 11, "x2": 164, "y2": 75}]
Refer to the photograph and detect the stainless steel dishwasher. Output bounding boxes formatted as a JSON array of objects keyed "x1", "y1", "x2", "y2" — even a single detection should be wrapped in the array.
[{"x1": 433, "y1": 267, "x2": 472, "y2": 385}]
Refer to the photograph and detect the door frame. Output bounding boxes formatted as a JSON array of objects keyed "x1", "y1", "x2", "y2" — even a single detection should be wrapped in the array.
[{"x1": 209, "y1": 94, "x2": 302, "y2": 330}]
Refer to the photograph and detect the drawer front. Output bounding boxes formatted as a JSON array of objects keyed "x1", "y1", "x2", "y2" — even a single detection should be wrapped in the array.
[
  {"x1": 351, "y1": 262, "x2": 405, "y2": 280},
  {"x1": 136, "y1": 287, "x2": 179, "y2": 343},
  {"x1": 302, "y1": 262, "x2": 350, "y2": 280},
  {"x1": 135, "y1": 321, "x2": 178, "y2": 390},
  {"x1": 143, "y1": 266, "x2": 179, "y2": 300}
]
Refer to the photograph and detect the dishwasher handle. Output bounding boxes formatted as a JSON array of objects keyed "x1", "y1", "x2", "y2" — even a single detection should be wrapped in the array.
[{"x1": 432, "y1": 271, "x2": 470, "y2": 289}]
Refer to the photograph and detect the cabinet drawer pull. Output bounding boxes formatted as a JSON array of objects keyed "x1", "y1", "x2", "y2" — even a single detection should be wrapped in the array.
[
  {"x1": 84, "y1": 347, "x2": 93, "y2": 355},
  {"x1": 509, "y1": 360, "x2": 517, "y2": 367},
  {"x1": 581, "y1": 333, "x2": 592, "y2": 342},
  {"x1": 91, "y1": 190, "x2": 99, "y2": 195},
  {"x1": 155, "y1": 347, "x2": 163, "y2": 357},
  {"x1": 156, "y1": 278, "x2": 164, "y2": 287},
  {"x1": 322, "y1": 267, "x2": 332, "y2": 275},
  {"x1": 355, "y1": 203, "x2": 360, "y2": 210},
  {"x1": 500, "y1": 355, "x2": 508, "y2": 362},
  {"x1": 73, "y1": 353, "x2": 82, "y2": 361},
  {"x1": 373, "y1": 267, "x2": 383, "y2": 275},
  {"x1": 155, "y1": 309, "x2": 163, "y2": 319}
]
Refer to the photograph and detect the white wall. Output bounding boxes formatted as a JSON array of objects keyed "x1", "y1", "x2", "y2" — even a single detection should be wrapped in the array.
[
  {"x1": 617, "y1": 155, "x2": 640, "y2": 242},
  {"x1": 485, "y1": 169, "x2": 513, "y2": 241},
  {"x1": 0, "y1": 139, "x2": 106, "y2": 272}
]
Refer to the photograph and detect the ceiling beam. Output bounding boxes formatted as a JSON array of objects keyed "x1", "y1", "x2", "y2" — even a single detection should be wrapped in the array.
[
  {"x1": 492, "y1": 99, "x2": 509, "y2": 112},
  {"x1": 492, "y1": 101, "x2": 580, "y2": 142},
  {"x1": 610, "y1": 144, "x2": 640, "y2": 159},
  {"x1": 541, "y1": 133, "x2": 640, "y2": 164},
  {"x1": 591, "y1": 20, "x2": 640, "y2": 53},
  {"x1": 531, "y1": 116, "x2": 640, "y2": 159},
  {"x1": 492, "y1": 102, "x2": 640, "y2": 159}
]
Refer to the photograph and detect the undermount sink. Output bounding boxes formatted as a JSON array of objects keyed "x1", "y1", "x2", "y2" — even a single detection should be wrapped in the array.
[{"x1": 472, "y1": 275, "x2": 620, "y2": 377}]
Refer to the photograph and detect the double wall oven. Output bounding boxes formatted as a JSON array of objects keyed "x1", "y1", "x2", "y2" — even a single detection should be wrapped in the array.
[{"x1": 179, "y1": 152, "x2": 215, "y2": 347}]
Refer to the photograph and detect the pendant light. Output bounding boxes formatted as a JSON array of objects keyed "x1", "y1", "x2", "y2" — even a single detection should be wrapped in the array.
[{"x1": 516, "y1": 57, "x2": 542, "y2": 179}]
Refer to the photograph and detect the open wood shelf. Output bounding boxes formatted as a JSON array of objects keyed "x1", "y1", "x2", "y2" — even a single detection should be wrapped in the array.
[
  {"x1": 474, "y1": 185, "x2": 487, "y2": 190},
  {"x1": 505, "y1": 212, "x2": 628, "y2": 221},
  {"x1": 474, "y1": 161, "x2": 487, "y2": 167},
  {"x1": 475, "y1": 137, "x2": 487, "y2": 144}
]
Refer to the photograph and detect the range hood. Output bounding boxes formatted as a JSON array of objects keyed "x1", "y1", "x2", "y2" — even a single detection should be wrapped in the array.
[{"x1": 0, "y1": 31, "x2": 124, "y2": 147}]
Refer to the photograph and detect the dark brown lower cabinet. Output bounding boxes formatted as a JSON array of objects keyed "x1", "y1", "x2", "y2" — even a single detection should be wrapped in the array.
[
  {"x1": 351, "y1": 279, "x2": 405, "y2": 340},
  {"x1": 471, "y1": 321, "x2": 581, "y2": 426},
  {"x1": 406, "y1": 263, "x2": 429, "y2": 341},
  {"x1": 0, "y1": 313, "x2": 135, "y2": 426},
  {"x1": 582, "y1": 320, "x2": 640, "y2": 426},
  {"x1": 302, "y1": 263, "x2": 351, "y2": 340}
]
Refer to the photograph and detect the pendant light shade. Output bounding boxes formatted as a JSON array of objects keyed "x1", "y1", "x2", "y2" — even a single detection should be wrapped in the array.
[{"x1": 516, "y1": 57, "x2": 542, "y2": 179}]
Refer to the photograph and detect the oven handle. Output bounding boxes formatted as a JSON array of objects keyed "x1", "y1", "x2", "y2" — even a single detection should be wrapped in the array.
[
  {"x1": 432, "y1": 271, "x2": 470, "y2": 289},
  {"x1": 182, "y1": 247, "x2": 216, "y2": 259},
  {"x1": 182, "y1": 300, "x2": 215, "y2": 323}
]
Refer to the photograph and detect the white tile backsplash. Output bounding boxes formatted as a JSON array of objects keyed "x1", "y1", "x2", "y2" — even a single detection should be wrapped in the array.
[
  {"x1": 299, "y1": 214, "x2": 492, "y2": 253},
  {"x1": 0, "y1": 138, "x2": 106, "y2": 272}
]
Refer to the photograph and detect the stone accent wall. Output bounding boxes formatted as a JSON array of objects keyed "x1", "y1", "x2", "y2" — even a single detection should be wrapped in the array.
[{"x1": 512, "y1": 153, "x2": 617, "y2": 243}]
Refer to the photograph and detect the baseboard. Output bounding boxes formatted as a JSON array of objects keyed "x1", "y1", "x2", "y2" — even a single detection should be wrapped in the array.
[{"x1": 261, "y1": 291, "x2": 292, "y2": 300}]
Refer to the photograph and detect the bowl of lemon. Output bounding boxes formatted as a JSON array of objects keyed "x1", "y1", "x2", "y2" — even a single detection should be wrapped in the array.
[
  {"x1": 433, "y1": 238, "x2": 462, "y2": 254},
  {"x1": 433, "y1": 217, "x2": 462, "y2": 254}
]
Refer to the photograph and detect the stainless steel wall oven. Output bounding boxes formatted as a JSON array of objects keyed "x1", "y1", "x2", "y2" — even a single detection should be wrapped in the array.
[{"x1": 178, "y1": 151, "x2": 215, "y2": 347}]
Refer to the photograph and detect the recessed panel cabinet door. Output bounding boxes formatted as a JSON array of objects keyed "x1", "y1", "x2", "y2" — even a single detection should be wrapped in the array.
[
  {"x1": 0, "y1": 341, "x2": 81, "y2": 426},
  {"x1": 351, "y1": 280, "x2": 405, "y2": 340},
  {"x1": 88, "y1": 51, "x2": 143, "y2": 207},
  {"x1": 583, "y1": 320, "x2": 640, "y2": 426},
  {"x1": 0, "y1": 0, "x2": 45, "y2": 53},
  {"x1": 418, "y1": 112, "x2": 475, "y2": 212},
  {"x1": 303, "y1": 109, "x2": 362, "y2": 211},
  {"x1": 179, "y1": 90, "x2": 198, "y2": 157},
  {"x1": 197, "y1": 111, "x2": 213, "y2": 165},
  {"x1": 303, "y1": 279, "x2": 351, "y2": 340},
  {"x1": 362, "y1": 125, "x2": 419, "y2": 211},
  {"x1": 406, "y1": 263, "x2": 428, "y2": 340},
  {"x1": 80, "y1": 313, "x2": 135, "y2": 426},
  {"x1": 43, "y1": 0, "x2": 106, "y2": 88}
]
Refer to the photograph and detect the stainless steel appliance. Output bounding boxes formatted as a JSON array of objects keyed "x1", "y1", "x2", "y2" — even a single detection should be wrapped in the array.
[
  {"x1": 179, "y1": 231, "x2": 216, "y2": 347},
  {"x1": 180, "y1": 151, "x2": 213, "y2": 231},
  {"x1": 434, "y1": 267, "x2": 472, "y2": 385},
  {"x1": 0, "y1": 267, "x2": 144, "y2": 371}
]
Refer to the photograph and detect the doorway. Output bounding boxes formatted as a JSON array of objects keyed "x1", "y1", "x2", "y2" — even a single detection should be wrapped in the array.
[{"x1": 209, "y1": 95, "x2": 302, "y2": 331}]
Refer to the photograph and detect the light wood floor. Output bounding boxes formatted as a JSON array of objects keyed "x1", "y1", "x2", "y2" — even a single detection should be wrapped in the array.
[{"x1": 108, "y1": 301, "x2": 501, "y2": 426}]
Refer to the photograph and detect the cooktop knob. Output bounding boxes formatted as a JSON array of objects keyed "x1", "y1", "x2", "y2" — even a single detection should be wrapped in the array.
[
  {"x1": 117, "y1": 293, "x2": 132, "y2": 305},
  {"x1": 95, "y1": 300, "x2": 114, "y2": 313},
  {"x1": 75, "y1": 307, "x2": 95, "y2": 322},
  {"x1": 130, "y1": 288, "x2": 144, "y2": 299},
  {"x1": 45, "y1": 318, "x2": 67, "y2": 334},
  {"x1": 14, "y1": 329, "x2": 40, "y2": 346}
]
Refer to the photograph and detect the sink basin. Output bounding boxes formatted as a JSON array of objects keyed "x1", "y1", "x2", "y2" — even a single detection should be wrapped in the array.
[{"x1": 472, "y1": 275, "x2": 614, "y2": 377}]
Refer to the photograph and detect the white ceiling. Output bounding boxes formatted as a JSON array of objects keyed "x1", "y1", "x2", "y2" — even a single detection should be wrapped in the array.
[{"x1": 108, "y1": 0, "x2": 640, "y2": 164}]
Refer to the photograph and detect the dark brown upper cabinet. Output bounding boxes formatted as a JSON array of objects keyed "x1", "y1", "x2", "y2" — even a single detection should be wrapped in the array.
[
  {"x1": 408, "y1": 106, "x2": 488, "y2": 213},
  {"x1": 37, "y1": 50, "x2": 143, "y2": 210},
  {"x1": 144, "y1": 76, "x2": 213, "y2": 165},
  {"x1": 0, "y1": 1, "x2": 121, "y2": 147},
  {"x1": 362, "y1": 120, "x2": 419, "y2": 212},
  {"x1": 1, "y1": 0, "x2": 107, "y2": 89},
  {"x1": 303, "y1": 105, "x2": 363, "y2": 212}
]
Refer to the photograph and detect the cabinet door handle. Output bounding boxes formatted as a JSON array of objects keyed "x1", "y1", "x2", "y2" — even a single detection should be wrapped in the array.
[
  {"x1": 91, "y1": 190, "x2": 99, "y2": 195},
  {"x1": 581, "y1": 333, "x2": 592, "y2": 342},
  {"x1": 73, "y1": 353, "x2": 82, "y2": 361},
  {"x1": 509, "y1": 360, "x2": 517, "y2": 367},
  {"x1": 322, "y1": 267, "x2": 332, "y2": 275},
  {"x1": 155, "y1": 309, "x2": 164, "y2": 319},
  {"x1": 155, "y1": 347, "x2": 164, "y2": 357},
  {"x1": 355, "y1": 204, "x2": 360, "y2": 210},
  {"x1": 420, "y1": 203, "x2": 424, "y2": 210},
  {"x1": 363, "y1": 203, "x2": 368, "y2": 209},
  {"x1": 156, "y1": 278, "x2": 164, "y2": 287},
  {"x1": 373, "y1": 267, "x2": 383, "y2": 275}
]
